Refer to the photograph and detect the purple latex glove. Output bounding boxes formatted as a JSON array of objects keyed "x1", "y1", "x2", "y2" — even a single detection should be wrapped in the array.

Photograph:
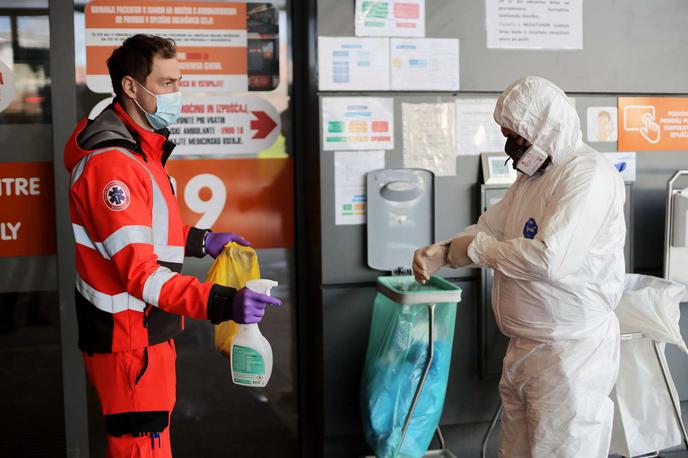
[
  {"x1": 231, "y1": 288, "x2": 282, "y2": 324},
  {"x1": 204, "y1": 231, "x2": 251, "y2": 258}
]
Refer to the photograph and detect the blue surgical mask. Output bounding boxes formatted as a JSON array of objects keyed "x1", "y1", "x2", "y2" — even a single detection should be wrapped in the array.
[{"x1": 132, "y1": 80, "x2": 182, "y2": 130}]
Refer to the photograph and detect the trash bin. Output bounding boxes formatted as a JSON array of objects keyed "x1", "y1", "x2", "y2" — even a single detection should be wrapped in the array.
[
  {"x1": 361, "y1": 275, "x2": 461, "y2": 458},
  {"x1": 610, "y1": 274, "x2": 688, "y2": 457}
]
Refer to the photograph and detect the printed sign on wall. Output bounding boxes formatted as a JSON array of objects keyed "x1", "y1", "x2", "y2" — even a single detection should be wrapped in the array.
[
  {"x1": 321, "y1": 97, "x2": 394, "y2": 151},
  {"x1": 0, "y1": 162, "x2": 56, "y2": 257},
  {"x1": 167, "y1": 158, "x2": 293, "y2": 248},
  {"x1": 618, "y1": 97, "x2": 688, "y2": 151},
  {"x1": 354, "y1": 0, "x2": 425, "y2": 37},
  {"x1": 169, "y1": 96, "x2": 281, "y2": 156},
  {"x1": 85, "y1": 1, "x2": 281, "y2": 93}
]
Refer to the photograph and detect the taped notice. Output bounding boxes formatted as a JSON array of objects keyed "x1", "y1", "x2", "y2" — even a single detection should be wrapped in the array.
[
  {"x1": 322, "y1": 97, "x2": 394, "y2": 151},
  {"x1": 456, "y1": 99, "x2": 504, "y2": 156},
  {"x1": 390, "y1": 38, "x2": 459, "y2": 91},
  {"x1": 485, "y1": 0, "x2": 583, "y2": 49},
  {"x1": 318, "y1": 37, "x2": 390, "y2": 90},
  {"x1": 334, "y1": 150, "x2": 385, "y2": 225},
  {"x1": 402, "y1": 102, "x2": 457, "y2": 176},
  {"x1": 355, "y1": 0, "x2": 425, "y2": 37}
]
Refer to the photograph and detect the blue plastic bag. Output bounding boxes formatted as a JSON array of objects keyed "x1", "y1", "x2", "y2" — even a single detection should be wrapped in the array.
[{"x1": 361, "y1": 279, "x2": 457, "y2": 458}]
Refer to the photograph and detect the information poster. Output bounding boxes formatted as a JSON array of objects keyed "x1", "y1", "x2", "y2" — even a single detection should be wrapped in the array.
[
  {"x1": 167, "y1": 158, "x2": 293, "y2": 248},
  {"x1": 354, "y1": 0, "x2": 425, "y2": 37},
  {"x1": 322, "y1": 97, "x2": 394, "y2": 151},
  {"x1": 0, "y1": 162, "x2": 56, "y2": 257},
  {"x1": 169, "y1": 96, "x2": 281, "y2": 156},
  {"x1": 334, "y1": 150, "x2": 385, "y2": 225},
  {"x1": 485, "y1": 0, "x2": 583, "y2": 49},
  {"x1": 587, "y1": 106, "x2": 617, "y2": 143},
  {"x1": 456, "y1": 98, "x2": 505, "y2": 156},
  {"x1": 619, "y1": 97, "x2": 688, "y2": 151},
  {"x1": 402, "y1": 102, "x2": 457, "y2": 176},
  {"x1": 318, "y1": 37, "x2": 390, "y2": 90},
  {"x1": 85, "y1": 2, "x2": 281, "y2": 93},
  {"x1": 390, "y1": 38, "x2": 459, "y2": 91}
]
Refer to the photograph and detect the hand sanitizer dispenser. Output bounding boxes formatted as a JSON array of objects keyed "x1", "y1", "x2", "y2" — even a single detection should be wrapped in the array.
[{"x1": 366, "y1": 168, "x2": 434, "y2": 273}]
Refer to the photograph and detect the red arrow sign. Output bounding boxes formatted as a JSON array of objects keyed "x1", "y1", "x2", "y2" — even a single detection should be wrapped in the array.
[{"x1": 250, "y1": 110, "x2": 278, "y2": 139}]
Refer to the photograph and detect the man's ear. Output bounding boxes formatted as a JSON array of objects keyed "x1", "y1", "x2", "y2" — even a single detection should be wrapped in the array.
[{"x1": 121, "y1": 76, "x2": 137, "y2": 100}]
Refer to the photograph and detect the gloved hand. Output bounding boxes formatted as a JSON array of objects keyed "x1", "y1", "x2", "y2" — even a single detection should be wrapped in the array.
[
  {"x1": 413, "y1": 244, "x2": 448, "y2": 284},
  {"x1": 204, "y1": 231, "x2": 250, "y2": 258},
  {"x1": 447, "y1": 235, "x2": 475, "y2": 268},
  {"x1": 231, "y1": 287, "x2": 282, "y2": 324}
]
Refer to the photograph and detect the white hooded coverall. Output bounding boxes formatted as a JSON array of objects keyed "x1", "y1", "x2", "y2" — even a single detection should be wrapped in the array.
[{"x1": 462, "y1": 77, "x2": 626, "y2": 457}]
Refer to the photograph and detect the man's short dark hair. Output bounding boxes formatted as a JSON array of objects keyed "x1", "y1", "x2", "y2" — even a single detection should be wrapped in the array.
[{"x1": 107, "y1": 34, "x2": 176, "y2": 99}]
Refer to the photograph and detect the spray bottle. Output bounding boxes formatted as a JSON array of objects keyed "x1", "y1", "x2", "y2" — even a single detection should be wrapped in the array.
[{"x1": 230, "y1": 279, "x2": 276, "y2": 387}]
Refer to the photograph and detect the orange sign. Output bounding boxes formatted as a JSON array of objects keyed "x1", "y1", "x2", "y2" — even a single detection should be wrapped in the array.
[
  {"x1": 618, "y1": 97, "x2": 688, "y2": 151},
  {"x1": 0, "y1": 162, "x2": 56, "y2": 257},
  {"x1": 85, "y1": 1, "x2": 248, "y2": 93},
  {"x1": 167, "y1": 158, "x2": 293, "y2": 249}
]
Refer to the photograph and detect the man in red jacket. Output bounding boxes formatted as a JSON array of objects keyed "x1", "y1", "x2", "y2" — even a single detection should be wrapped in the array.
[{"x1": 65, "y1": 34, "x2": 281, "y2": 457}]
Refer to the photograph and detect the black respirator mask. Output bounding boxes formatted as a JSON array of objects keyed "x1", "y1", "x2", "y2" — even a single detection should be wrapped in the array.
[{"x1": 504, "y1": 137, "x2": 551, "y2": 176}]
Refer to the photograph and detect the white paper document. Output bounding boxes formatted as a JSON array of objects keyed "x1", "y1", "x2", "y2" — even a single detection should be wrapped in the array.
[
  {"x1": 322, "y1": 97, "x2": 395, "y2": 151},
  {"x1": 485, "y1": 0, "x2": 583, "y2": 49},
  {"x1": 355, "y1": 0, "x2": 425, "y2": 37},
  {"x1": 456, "y1": 99, "x2": 505, "y2": 156},
  {"x1": 318, "y1": 37, "x2": 390, "y2": 90},
  {"x1": 334, "y1": 150, "x2": 386, "y2": 225},
  {"x1": 390, "y1": 38, "x2": 459, "y2": 91},
  {"x1": 402, "y1": 103, "x2": 457, "y2": 176}
]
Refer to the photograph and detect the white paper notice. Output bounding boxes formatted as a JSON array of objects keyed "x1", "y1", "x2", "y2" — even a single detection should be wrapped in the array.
[
  {"x1": 603, "y1": 152, "x2": 636, "y2": 182},
  {"x1": 322, "y1": 97, "x2": 394, "y2": 151},
  {"x1": 456, "y1": 99, "x2": 505, "y2": 156},
  {"x1": 402, "y1": 103, "x2": 457, "y2": 176},
  {"x1": 355, "y1": 0, "x2": 425, "y2": 37},
  {"x1": 335, "y1": 150, "x2": 386, "y2": 225},
  {"x1": 485, "y1": 0, "x2": 583, "y2": 49},
  {"x1": 318, "y1": 37, "x2": 390, "y2": 90},
  {"x1": 587, "y1": 106, "x2": 618, "y2": 143},
  {"x1": 390, "y1": 38, "x2": 459, "y2": 91}
]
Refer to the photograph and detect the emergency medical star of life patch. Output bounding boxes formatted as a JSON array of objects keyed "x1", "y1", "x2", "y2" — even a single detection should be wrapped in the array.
[{"x1": 103, "y1": 180, "x2": 130, "y2": 211}]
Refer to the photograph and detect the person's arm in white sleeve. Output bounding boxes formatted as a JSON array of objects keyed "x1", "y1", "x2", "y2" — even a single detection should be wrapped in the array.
[
  {"x1": 467, "y1": 161, "x2": 621, "y2": 282},
  {"x1": 413, "y1": 183, "x2": 516, "y2": 282}
]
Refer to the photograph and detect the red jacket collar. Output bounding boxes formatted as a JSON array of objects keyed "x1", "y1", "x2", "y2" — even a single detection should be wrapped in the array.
[{"x1": 113, "y1": 101, "x2": 169, "y2": 162}]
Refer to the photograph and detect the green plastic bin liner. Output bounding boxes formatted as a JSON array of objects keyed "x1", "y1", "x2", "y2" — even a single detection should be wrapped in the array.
[{"x1": 361, "y1": 276, "x2": 460, "y2": 458}]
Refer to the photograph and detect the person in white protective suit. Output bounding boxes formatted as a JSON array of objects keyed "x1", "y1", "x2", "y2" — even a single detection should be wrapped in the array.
[{"x1": 412, "y1": 76, "x2": 627, "y2": 458}]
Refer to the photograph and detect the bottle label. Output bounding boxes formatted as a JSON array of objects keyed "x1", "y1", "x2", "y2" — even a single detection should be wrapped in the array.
[{"x1": 232, "y1": 345, "x2": 266, "y2": 385}]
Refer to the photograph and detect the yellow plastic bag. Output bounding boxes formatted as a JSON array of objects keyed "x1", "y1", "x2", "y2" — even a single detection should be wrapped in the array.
[{"x1": 206, "y1": 242, "x2": 261, "y2": 358}]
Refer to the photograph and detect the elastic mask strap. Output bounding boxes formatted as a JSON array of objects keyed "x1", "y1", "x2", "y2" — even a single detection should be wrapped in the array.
[{"x1": 132, "y1": 80, "x2": 156, "y2": 116}]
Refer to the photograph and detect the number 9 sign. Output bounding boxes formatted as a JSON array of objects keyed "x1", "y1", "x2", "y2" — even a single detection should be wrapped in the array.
[
  {"x1": 171, "y1": 174, "x2": 227, "y2": 229},
  {"x1": 167, "y1": 158, "x2": 295, "y2": 249}
]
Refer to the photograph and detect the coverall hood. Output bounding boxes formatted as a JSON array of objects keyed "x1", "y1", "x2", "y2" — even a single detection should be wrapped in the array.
[{"x1": 494, "y1": 76, "x2": 582, "y2": 166}]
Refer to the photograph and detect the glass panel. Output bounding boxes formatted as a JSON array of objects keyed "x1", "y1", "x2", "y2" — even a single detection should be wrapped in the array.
[
  {"x1": 73, "y1": 1, "x2": 297, "y2": 455},
  {"x1": 0, "y1": 2, "x2": 65, "y2": 456}
]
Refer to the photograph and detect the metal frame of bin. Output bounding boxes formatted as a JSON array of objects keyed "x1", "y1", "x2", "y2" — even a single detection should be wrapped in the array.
[{"x1": 369, "y1": 277, "x2": 462, "y2": 458}]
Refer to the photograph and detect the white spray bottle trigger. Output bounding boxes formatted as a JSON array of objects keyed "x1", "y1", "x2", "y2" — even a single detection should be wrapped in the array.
[{"x1": 245, "y1": 279, "x2": 278, "y2": 296}]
